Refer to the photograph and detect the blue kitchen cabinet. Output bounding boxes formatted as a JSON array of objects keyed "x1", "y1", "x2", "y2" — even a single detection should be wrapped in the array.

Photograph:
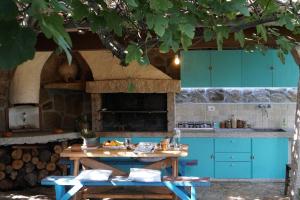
[
  {"x1": 214, "y1": 138, "x2": 252, "y2": 178},
  {"x1": 181, "y1": 51, "x2": 211, "y2": 87},
  {"x1": 252, "y1": 138, "x2": 288, "y2": 179},
  {"x1": 242, "y1": 51, "x2": 273, "y2": 87},
  {"x1": 181, "y1": 138, "x2": 214, "y2": 177},
  {"x1": 211, "y1": 50, "x2": 242, "y2": 87},
  {"x1": 273, "y1": 51, "x2": 299, "y2": 87}
]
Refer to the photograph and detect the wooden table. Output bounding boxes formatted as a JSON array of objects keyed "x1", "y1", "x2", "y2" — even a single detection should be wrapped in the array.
[{"x1": 60, "y1": 144, "x2": 188, "y2": 199}]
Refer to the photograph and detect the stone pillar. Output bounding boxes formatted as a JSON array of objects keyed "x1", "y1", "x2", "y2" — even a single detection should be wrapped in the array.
[
  {"x1": 91, "y1": 93, "x2": 102, "y2": 132},
  {"x1": 289, "y1": 47, "x2": 300, "y2": 199},
  {"x1": 0, "y1": 69, "x2": 13, "y2": 131},
  {"x1": 167, "y1": 93, "x2": 176, "y2": 132}
]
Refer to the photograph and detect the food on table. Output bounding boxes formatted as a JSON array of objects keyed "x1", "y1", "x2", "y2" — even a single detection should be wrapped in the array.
[{"x1": 103, "y1": 140, "x2": 124, "y2": 146}]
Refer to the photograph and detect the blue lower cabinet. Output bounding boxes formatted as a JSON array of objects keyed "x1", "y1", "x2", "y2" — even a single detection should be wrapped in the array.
[
  {"x1": 181, "y1": 138, "x2": 214, "y2": 178},
  {"x1": 215, "y1": 162, "x2": 252, "y2": 179},
  {"x1": 252, "y1": 138, "x2": 288, "y2": 179}
]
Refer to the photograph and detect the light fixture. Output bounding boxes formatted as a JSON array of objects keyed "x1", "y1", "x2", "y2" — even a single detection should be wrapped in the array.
[{"x1": 174, "y1": 54, "x2": 180, "y2": 65}]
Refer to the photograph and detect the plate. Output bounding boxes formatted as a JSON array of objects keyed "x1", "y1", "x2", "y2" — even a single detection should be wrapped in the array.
[{"x1": 102, "y1": 145, "x2": 126, "y2": 149}]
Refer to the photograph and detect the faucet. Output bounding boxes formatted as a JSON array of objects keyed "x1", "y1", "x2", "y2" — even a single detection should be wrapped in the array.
[{"x1": 257, "y1": 104, "x2": 271, "y2": 118}]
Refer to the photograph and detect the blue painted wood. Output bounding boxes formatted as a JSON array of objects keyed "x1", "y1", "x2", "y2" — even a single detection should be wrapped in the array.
[
  {"x1": 42, "y1": 176, "x2": 210, "y2": 200},
  {"x1": 215, "y1": 153, "x2": 251, "y2": 162},
  {"x1": 272, "y1": 50, "x2": 299, "y2": 87},
  {"x1": 215, "y1": 138, "x2": 251, "y2": 153},
  {"x1": 181, "y1": 50, "x2": 211, "y2": 87},
  {"x1": 242, "y1": 50, "x2": 273, "y2": 87},
  {"x1": 181, "y1": 138, "x2": 214, "y2": 177},
  {"x1": 215, "y1": 162, "x2": 252, "y2": 178},
  {"x1": 252, "y1": 138, "x2": 288, "y2": 179},
  {"x1": 211, "y1": 50, "x2": 242, "y2": 87}
]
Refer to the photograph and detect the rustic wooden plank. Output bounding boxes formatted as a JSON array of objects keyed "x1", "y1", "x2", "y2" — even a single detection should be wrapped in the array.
[
  {"x1": 61, "y1": 145, "x2": 188, "y2": 158},
  {"x1": 43, "y1": 82, "x2": 84, "y2": 91},
  {"x1": 91, "y1": 93, "x2": 102, "y2": 132},
  {"x1": 79, "y1": 158, "x2": 127, "y2": 176},
  {"x1": 167, "y1": 93, "x2": 176, "y2": 132},
  {"x1": 86, "y1": 79, "x2": 180, "y2": 93},
  {"x1": 144, "y1": 158, "x2": 172, "y2": 171}
]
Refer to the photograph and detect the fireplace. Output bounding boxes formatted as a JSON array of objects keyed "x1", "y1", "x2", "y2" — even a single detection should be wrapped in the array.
[{"x1": 101, "y1": 93, "x2": 167, "y2": 131}]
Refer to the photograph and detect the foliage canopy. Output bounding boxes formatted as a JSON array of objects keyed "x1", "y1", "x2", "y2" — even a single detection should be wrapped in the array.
[{"x1": 1, "y1": 0, "x2": 300, "y2": 68}]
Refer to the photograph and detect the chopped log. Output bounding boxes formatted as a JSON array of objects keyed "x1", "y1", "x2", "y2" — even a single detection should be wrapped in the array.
[
  {"x1": 36, "y1": 161, "x2": 46, "y2": 170},
  {"x1": 0, "y1": 163, "x2": 5, "y2": 171},
  {"x1": 24, "y1": 173, "x2": 37, "y2": 187},
  {"x1": 32, "y1": 157, "x2": 39, "y2": 165},
  {"x1": 46, "y1": 162, "x2": 56, "y2": 172},
  {"x1": 5, "y1": 165, "x2": 13, "y2": 174},
  {"x1": 53, "y1": 145, "x2": 63, "y2": 154},
  {"x1": 12, "y1": 160, "x2": 24, "y2": 170},
  {"x1": 31, "y1": 148, "x2": 39, "y2": 157},
  {"x1": 50, "y1": 153, "x2": 60, "y2": 163},
  {"x1": 39, "y1": 150, "x2": 51, "y2": 162},
  {"x1": 52, "y1": 170, "x2": 61, "y2": 176},
  {"x1": 61, "y1": 141, "x2": 68, "y2": 149},
  {"x1": 0, "y1": 171, "x2": 5, "y2": 180},
  {"x1": 15, "y1": 174, "x2": 26, "y2": 189},
  {"x1": 0, "y1": 179, "x2": 14, "y2": 190},
  {"x1": 22, "y1": 153, "x2": 32, "y2": 163},
  {"x1": 11, "y1": 149, "x2": 23, "y2": 160},
  {"x1": 10, "y1": 170, "x2": 18, "y2": 180},
  {"x1": 25, "y1": 163, "x2": 35, "y2": 173},
  {"x1": 0, "y1": 154, "x2": 11, "y2": 165},
  {"x1": 38, "y1": 169, "x2": 48, "y2": 181}
]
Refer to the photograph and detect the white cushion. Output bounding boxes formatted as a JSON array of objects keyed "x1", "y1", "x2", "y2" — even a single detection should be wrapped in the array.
[
  {"x1": 75, "y1": 169, "x2": 112, "y2": 181},
  {"x1": 128, "y1": 168, "x2": 161, "y2": 182}
]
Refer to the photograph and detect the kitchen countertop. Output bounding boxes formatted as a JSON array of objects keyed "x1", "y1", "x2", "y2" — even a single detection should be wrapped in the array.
[{"x1": 179, "y1": 128, "x2": 294, "y2": 138}]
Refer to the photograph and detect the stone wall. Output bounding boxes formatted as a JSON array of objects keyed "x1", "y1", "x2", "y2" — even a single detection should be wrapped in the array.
[
  {"x1": 39, "y1": 89, "x2": 91, "y2": 131},
  {"x1": 0, "y1": 70, "x2": 14, "y2": 131},
  {"x1": 176, "y1": 88, "x2": 297, "y2": 129}
]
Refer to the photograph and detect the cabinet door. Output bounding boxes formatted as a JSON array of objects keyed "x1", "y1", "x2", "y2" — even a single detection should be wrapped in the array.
[
  {"x1": 273, "y1": 51, "x2": 299, "y2": 87},
  {"x1": 181, "y1": 51, "x2": 211, "y2": 87},
  {"x1": 242, "y1": 51, "x2": 273, "y2": 87},
  {"x1": 181, "y1": 138, "x2": 214, "y2": 177},
  {"x1": 211, "y1": 50, "x2": 242, "y2": 87},
  {"x1": 215, "y1": 162, "x2": 251, "y2": 178},
  {"x1": 252, "y1": 138, "x2": 288, "y2": 179}
]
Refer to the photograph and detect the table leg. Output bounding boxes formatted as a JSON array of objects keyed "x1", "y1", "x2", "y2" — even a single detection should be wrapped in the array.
[
  {"x1": 72, "y1": 158, "x2": 80, "y2": 176},
  {"x1": 171, "y1": 158, "x2": 178, "y2": 178}
]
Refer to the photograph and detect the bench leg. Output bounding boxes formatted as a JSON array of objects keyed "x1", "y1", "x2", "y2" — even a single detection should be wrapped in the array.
[
  {"x1": 55, "y1": 185, "x2": 66, "y2": 200},
  {"x1": 61, "y1": 183, "x2": 84, "y2": 200},
  {"x1": 164, "y1": 182, "x2": 196, "y2": 200}
]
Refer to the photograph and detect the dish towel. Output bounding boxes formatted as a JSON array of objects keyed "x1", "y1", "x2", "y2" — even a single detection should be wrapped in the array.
[{"x1": 75, "y1": 169, "x2": 112, "y2": 181}]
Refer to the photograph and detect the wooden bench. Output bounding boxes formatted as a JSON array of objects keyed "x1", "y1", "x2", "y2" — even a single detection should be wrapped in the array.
[{"x1": 41, "y1": 175, "x2": 210, "y2": 200}]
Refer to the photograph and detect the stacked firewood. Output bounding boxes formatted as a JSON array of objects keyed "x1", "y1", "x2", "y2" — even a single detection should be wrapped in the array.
[{"x1": 0, "y1": 142, "x2": 69, "y2": 190}]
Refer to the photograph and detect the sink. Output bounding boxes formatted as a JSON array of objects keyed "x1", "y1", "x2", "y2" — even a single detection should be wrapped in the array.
[{"x1": 251, "y1": 128, "x2": 286, "y2": 132}]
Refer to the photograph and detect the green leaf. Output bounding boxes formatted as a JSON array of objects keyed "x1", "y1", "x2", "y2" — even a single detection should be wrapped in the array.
[
  {"x1": 231, "y1": 0, "x2": 250, "y2": 16},
  {"x1": 256, "y1": 25, "x2": 267, "y2": 42},
  {"x1": 71, "y1": 0, "x2": 89, "y2": 20},
  {"x1": 125, "y1": 0, "x2": 138, "y2": 7},
  {"x1": 138, "y1": 55, "x2": 150, "y2": 65},
  {"x1": 276, "y1": 36, "x2": 294, "y2": 54},
  {"x1": 146, "y1": 13, "x2": 155, "y2": 29},
  {"x1": 179, "y1": 24, "x2": 195, "y2": 39},
  {"x1": 153, "y1": 16, "x2": 168, "y2": 37},
  {"x1": 0, "y1": 20, "x2": 37, "y2": 69},
  {"x1": 278, "y1": 13, "x2": 296, "y2": 31},
  {"x1": 104, "y1": 11, "x2": 123, "y2": 36},
  {"x1": 234, "y1": 30, "x2": 245, "y2": 47},
  {"x1": 181, "y1": 34, "x2": 192, "y2": 50},
  {"x1": 276, "y1": 49, "x2": 286, "y2": 64},
  {"x1": 203, "y1": 28, "x2": 213, "y2": 42},
  {"x1": 0, "y1": 0, "x2": 18, "y2": 21},
  {"x1": 88, "y1": 14, "x2": 106, "y2": 32},
  {"x1": 159, "y1": 42, "x2": 169, "y2": 53},
  {"x1": 125, "y1": 43, "x2": 143, "y2": 64},
  {"x1": 150, "y1": 0, "x2": 173, "y2": 11}
]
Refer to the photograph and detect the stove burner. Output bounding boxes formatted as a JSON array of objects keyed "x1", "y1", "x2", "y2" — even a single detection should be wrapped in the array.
[{"x1": 177, "y1": 121, "x2": 213, "y2": 129}]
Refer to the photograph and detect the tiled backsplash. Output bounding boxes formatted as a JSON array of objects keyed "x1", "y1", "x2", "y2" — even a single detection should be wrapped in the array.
[{"x1": 176, "y1": 88, "x2": 297, "y2": 129}]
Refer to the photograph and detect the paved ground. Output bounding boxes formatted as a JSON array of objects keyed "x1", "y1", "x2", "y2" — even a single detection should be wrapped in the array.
[{"x1": 0, "y1": 182, "x2": 290, "y2": 200}]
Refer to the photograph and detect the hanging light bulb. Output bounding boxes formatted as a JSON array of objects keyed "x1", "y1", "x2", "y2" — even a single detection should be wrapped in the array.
[{"x1": 174, "y1": 54, "x2": 180, "y2": 65}]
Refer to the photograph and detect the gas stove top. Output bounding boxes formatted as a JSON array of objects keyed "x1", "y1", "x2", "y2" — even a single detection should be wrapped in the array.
[{"x1": 177, "y1": 121, "x2": 213, "y2": 129}]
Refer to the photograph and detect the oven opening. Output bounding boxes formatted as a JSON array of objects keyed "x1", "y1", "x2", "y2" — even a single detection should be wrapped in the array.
[{"x1": 101, "y1": 93, "x2": 167, "y2": 132}]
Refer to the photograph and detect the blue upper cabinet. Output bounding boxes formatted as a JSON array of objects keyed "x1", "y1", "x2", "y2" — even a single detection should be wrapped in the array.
[
  {"x1": 242, "y1": 51, "x2": 273, "y2": 87},
  {"x1": 181, "y1": 50, "x2": 298, "y2": 87},
  {"x1": 273, "y1": 51, "x2": 299, "y2": 87},
  {"x1": 252, "y1": 138, "x2": 288, "y2": 179},
  {"x1": 211, "y1": 50, "x2": 242, "y2": 87},
  {"x1": 181, "y1": 51, "x2": 211, "y2": 87}
]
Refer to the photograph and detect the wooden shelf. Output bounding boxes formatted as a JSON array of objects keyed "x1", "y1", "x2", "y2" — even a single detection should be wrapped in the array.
[{"x1": 43, "y1": 82, "x2": 84, "y2": 91}]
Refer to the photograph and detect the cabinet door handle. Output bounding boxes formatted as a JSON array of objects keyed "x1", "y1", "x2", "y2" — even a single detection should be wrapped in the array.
[
  {"x1": 210, "y1": 154, "x2": 214, "y2": 159},
  {"x1": 251, "y1": 155, "x2": 255, "y2": 159}
]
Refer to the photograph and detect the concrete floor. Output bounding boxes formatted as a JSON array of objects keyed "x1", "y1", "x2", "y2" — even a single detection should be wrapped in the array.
[{"x1": 0, "y1": 182, "x2": 290, "y2": 200}]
